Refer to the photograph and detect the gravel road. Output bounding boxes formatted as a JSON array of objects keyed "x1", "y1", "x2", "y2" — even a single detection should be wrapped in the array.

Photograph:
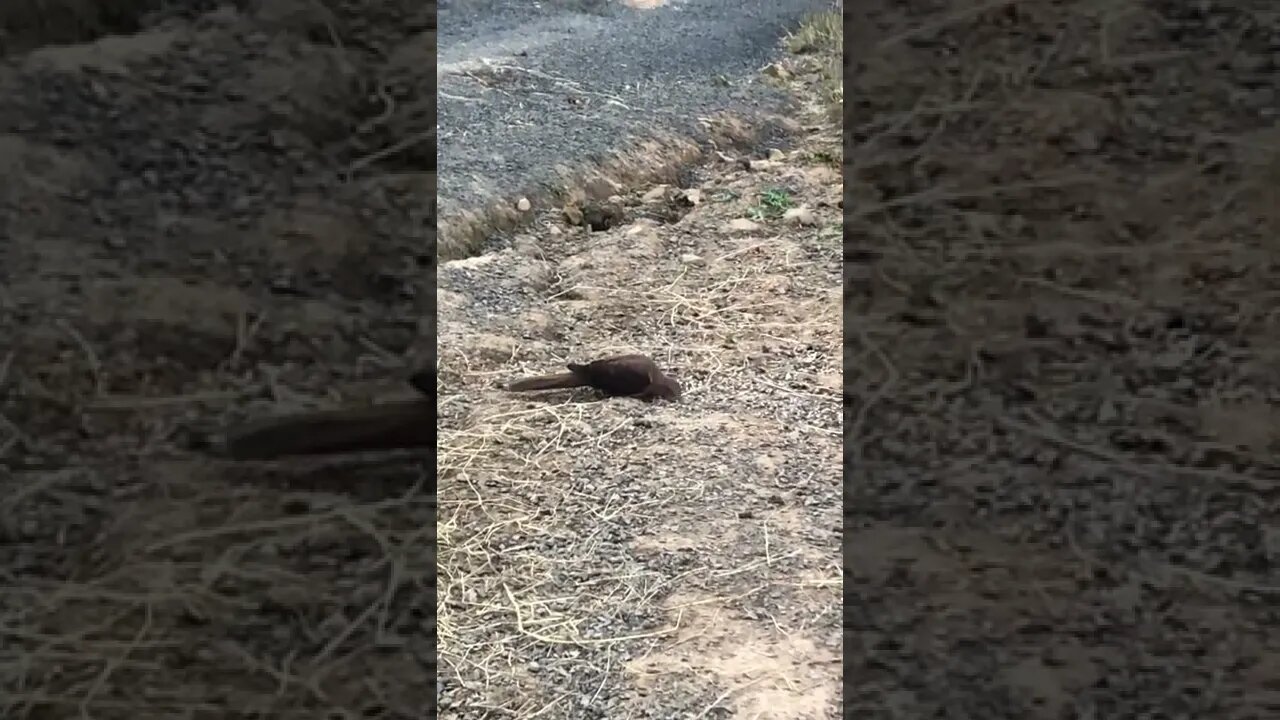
[{"x1": 437, "y1": 0, "x2": 830, "y2": 216}]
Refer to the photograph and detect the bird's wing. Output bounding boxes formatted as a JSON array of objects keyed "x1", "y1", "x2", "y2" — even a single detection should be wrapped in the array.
[{"x1": 583, "y1": 357, "x2": 654, "y2": 395}]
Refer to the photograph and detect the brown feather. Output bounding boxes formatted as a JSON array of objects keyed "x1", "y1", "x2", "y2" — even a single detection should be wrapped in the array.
[{"x1": 507, "y1": 372, "x2": 588, "y2": 392}]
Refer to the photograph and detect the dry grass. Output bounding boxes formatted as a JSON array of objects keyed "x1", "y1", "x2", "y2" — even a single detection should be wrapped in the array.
[
  {"x1": 1, "y1": 493, "x2": 435, "y2": 718},
  {"x1": 1, "y1": 2, "x2": 440, "y2": 719},
  {"x1": 784, "y1": 7, "x2": 842, "y2": 116},
  {"x1": 436, "y1": 113, "x2": 774, "y2": 261},
  {"x1": 435, "y1": 22, "x2": 843, "y2": 715},
  {"x1": 1, "y1": 371, "x2": 436, "y2": 718},
  {"x1": 841, "y1": 0, "x2": 1280, "y2": 711},
  {"x1": 436, "y1": 253, "x2": 842, "y2": 713}
]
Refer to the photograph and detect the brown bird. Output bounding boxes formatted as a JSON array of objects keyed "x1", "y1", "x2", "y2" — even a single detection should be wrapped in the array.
[{"x1": 507, "y1": 354, "x2": 681, "y2": 400}]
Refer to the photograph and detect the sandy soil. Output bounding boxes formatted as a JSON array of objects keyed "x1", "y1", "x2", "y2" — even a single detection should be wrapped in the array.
[
  {"x1": 435, "y1": 36, "x2": 843, "y2": 720},
  {"x1": 846, "y1": 0, "x2": 1280, "y2": 717},
  {"x1": 1, "y1": 2, "x2": 436, "y2": 718}
]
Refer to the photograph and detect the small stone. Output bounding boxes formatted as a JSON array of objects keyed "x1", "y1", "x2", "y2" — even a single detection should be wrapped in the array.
[
  {"x1": 516, "y1": 197, "x2": 531, "y2": 211},
  {"x1": 1096, "y1": 401, "x2": 1119, "y2": 423},
  {"x1": 1264, "y1": 526, "x2": 1280, "y2": 562},
  {"x1": 783, "y1": 207, "x2": 817, "y2": 226},
  {"x1": 1071, "y1": 130, "x2": 1100, "y2": 152},
  {"x1": 584, "y1": 203, "x2": 623, "y2": 231},
  {"x1": 642, "y1": 185, "x2": 668, "y2": 202},
  {"x1": 763, "y1": 63, "x2": 791, "y2": 80},
  {"x1": 680, "y1": 253, "x2": 704, "y2": 265},
  {"x1": 683, "y1": 188, "x2": 703, "y2": 205},
  {"x1": 1232, "y1": 54, "x2": 1268, "y2": 74},
  {"x1": 726, "y1": 218, "x2": 761, "y2": 232},
  {"x1": 768, "y1": 148, "x2": 786, "y2": 161}
]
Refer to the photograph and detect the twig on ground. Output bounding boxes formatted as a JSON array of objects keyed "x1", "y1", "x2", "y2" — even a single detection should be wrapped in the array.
[{"x1": 56, "y1": 319, "x2": 103, "y2": 395}]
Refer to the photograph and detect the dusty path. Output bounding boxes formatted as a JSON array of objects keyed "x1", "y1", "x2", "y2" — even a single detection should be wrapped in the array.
[{"x1": 437, "y1": 0, "x2": 829, "y2": 227}]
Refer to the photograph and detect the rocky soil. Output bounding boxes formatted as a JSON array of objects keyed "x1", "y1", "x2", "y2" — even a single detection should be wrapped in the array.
[
  {"x1": 846, "y1": 0, "x2": 1280, "y2": 717},
  {"x1": 1, "y1": 2, "x2": 436, "y2": 718}
]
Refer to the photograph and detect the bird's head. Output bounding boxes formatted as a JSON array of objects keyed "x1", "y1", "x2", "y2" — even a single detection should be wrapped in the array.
[{"x1": 652, "y1": 376, "x2": 682, "y2": 400}]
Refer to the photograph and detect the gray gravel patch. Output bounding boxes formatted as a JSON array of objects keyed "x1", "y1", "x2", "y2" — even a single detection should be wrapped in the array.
[{"x1": 438, "y1": 0, "x2": 830, "y2": 214}]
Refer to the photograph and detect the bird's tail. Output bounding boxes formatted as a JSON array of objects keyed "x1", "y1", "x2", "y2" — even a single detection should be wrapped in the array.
[
  {"x1": 224, "y1": 399, "x2": 432, "y2": 460},
  {"x1": 507, "y1": 372, "x2": 587, "y2": 392}
]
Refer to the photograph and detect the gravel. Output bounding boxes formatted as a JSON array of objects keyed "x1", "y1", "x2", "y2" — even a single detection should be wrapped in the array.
[
  {"x1": 437, "y1": 0, "x2": 831, "y2": 214},
  {"x1": 846, "y1": 0, "x2": 1280, "y2": 716},
  {"x1": 1, "y1": 3, "x2": 436, "y2": 718}
]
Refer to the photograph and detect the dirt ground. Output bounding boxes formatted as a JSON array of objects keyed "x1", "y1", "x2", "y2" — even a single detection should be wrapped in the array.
[
  {"x1": 1, "y1": 2, "x2": 437, "y2": 718},
  {"x1": 846, "y1": 0, "x2": 1280, "y2": 717},
  {"x1": 434, "y1": 26, "x2": 842, "y2": 720}
]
